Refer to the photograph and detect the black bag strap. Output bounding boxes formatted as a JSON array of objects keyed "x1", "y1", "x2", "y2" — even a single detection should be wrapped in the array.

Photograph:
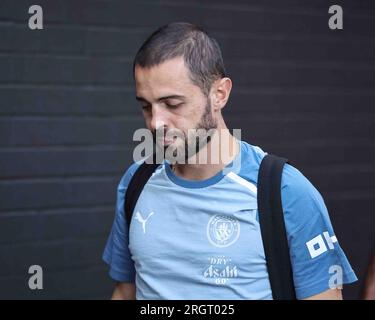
[
  {"x1": 124, "y1": 154, "x2": 160, "y2": 230},
  {"x1": 257, "y1": 154, "x2": 296, "y2": 300}
]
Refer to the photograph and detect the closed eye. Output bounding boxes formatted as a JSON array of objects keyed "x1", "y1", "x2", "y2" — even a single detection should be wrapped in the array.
[
  {"x1": 165, "y1": 103, "x2": 183, "y2": 109},
  {"x1": 141, "y1": 104, "x2": 151, "y2": 111}
]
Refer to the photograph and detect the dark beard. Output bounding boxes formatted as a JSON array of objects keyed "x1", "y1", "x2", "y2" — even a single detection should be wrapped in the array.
[
  {"x1": 187, "y1": 98, "x2": 218, "y2": 159},
  {"x1": 152, "y1": 98, "x2": 218, "y2": 162}
]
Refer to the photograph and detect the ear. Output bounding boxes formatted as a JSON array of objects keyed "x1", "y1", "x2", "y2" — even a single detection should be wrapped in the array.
[{"x1": 210, "y1": 77, "x2": 232, "y2": 111}]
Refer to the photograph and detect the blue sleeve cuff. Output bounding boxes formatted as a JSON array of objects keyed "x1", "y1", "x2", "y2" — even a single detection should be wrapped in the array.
[{"x1": 102, "y1": 251, "x2": 136, "y2": 283}]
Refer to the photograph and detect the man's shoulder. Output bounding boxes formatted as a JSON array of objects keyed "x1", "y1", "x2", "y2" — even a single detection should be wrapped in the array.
[
  {"x1": 117, "y1": 159, "x2": 144, "y2": 191},
  {"x1": 280, "y1": 162, "x2": 329, "y2": 235},
  {"x1": 240, "y1": 141, "x2": 266, "y2": 165},
  {"x1": 232, "y1": 141, "x2": 319, "y2": 194},
  {"x1": 239, "y1": 141, "x2": 328, "y2": 231},
  {"x1": 281, "y1": 163, "x2": 323, "y2": 205},
  {"x1": 235, "y1": 141, "x2": 266, "y2": 182},
  {"x1": 240, "y1": 141, "x2": 319, "y2": 198}
]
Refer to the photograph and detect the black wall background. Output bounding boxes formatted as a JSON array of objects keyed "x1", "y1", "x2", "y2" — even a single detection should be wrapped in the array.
[{"x1": 0, "y1": 0, "x2": 374, "y2": 299}]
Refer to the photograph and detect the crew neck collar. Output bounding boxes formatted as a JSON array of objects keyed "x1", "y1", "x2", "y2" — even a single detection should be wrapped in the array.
[{"x1": 164, "y1": 139, "x2": 242, "y2": 189}]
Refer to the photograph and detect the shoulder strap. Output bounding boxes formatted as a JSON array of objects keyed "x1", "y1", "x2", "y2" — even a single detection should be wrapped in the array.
[
  {"x1": 124, "y1": 154, "x2": 160, "y2": 230},
  {"x1": 257, "y1": 154, "x2": 296, "y2": 300}
]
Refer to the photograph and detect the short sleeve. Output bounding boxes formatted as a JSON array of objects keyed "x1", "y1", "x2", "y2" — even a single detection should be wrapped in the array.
[
  {"x1": 102, "y1": 161, "x2": 141, "y2": 282},
  {"x1": 281, "y1": 164, "x2": 358, "y2": 299}
]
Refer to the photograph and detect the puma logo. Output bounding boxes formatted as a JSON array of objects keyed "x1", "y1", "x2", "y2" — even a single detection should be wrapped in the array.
[{"x1": 134, "y1": 211, "x2": 154, "y2": 234}]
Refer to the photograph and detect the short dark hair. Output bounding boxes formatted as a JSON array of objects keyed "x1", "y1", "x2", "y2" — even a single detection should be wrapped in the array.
[{"x1": 133, "y1": 22, "x2": 226, "y2": 96}]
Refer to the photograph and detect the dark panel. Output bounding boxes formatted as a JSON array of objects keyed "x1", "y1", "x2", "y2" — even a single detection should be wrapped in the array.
[
  {"x1": 0, "y1": 177, "x2": 118, "y2": 211},
  {"x1": 0, "y1": 117, "x2": 143, "y2": 146}
]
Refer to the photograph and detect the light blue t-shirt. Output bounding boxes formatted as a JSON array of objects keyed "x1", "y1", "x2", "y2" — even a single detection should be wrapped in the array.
[{"x1": 103, "y1": 140, "x2": 357, "y2": 299}]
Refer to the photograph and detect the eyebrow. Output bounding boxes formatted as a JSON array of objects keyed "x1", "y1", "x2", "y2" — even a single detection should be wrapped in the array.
[{"x1": 135, "y1": 95, "x2": 186, "y2": 103}]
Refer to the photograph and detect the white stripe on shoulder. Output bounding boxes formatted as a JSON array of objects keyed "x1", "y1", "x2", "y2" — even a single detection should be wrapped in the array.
[{"x1": 226, "y1": 172, "x2": 257, "y2": 195}]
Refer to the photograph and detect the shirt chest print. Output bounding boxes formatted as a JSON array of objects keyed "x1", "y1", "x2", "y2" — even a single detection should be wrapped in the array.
[
  {"x1": 134, "y1": 211, "x2": 154, "y2": 234},
  {"x1": 207, "y1": 214, "x2": 241, "y2": 248}
]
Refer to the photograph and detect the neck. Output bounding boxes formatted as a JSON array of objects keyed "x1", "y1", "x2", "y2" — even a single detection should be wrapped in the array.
[{"x1": 171, "y1": 126, "x2": 240, "y2": 181}]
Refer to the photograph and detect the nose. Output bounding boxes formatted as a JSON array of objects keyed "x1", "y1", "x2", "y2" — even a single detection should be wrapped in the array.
[{"x1": 150, "y1": 105, "x2": 168, "y2": 132}]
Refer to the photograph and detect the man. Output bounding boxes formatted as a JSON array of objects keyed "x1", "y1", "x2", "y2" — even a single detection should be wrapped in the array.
[{"x1": 103, "y1": 22, "x2": 357, "y2": 300}]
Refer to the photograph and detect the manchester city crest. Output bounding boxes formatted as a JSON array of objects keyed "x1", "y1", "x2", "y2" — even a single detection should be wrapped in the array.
[{"x1": 207, "y1": 215, "x2": 240, "y2": 248}]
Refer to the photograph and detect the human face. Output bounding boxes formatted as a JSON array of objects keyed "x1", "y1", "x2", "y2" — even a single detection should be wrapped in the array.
[{"x1": 135, "y1": 57, "x2": 217, "y2": 162}]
